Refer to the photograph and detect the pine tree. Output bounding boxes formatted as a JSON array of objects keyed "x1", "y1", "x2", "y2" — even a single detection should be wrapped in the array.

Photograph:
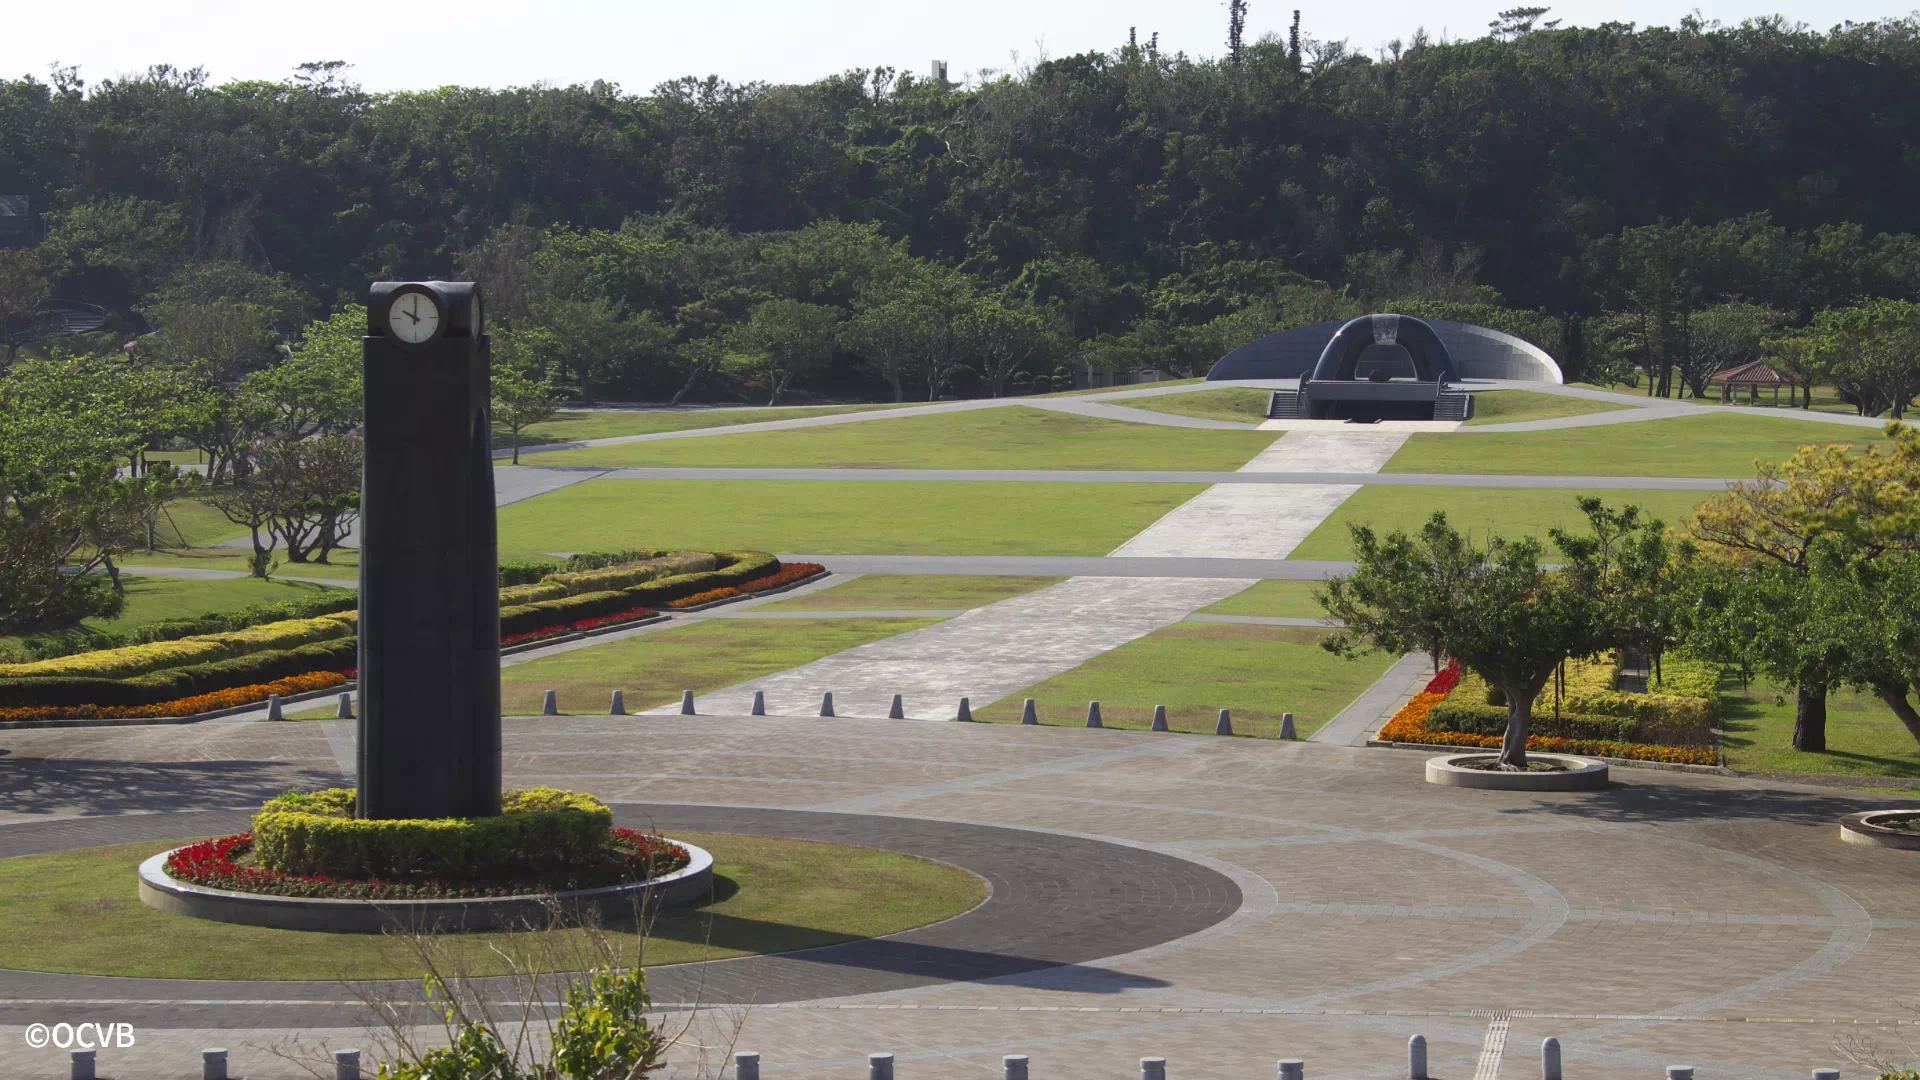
[
  {"x1": 1227, "y1": 0, "x2": 1250, "y2": 64},
  {"x1": 1288, "y1": 10, "x2": 1302, "y2": 69}
]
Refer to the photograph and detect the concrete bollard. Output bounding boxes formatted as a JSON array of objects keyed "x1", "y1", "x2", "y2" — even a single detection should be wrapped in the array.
[
  {"x1": 1151, "y1": 704, "x2": 1169, "y2": 731},
  {"x1": 820, "y1": 692, "x2": 835, "y2": 717},
  {"x1": 610, "y1": 690, "x2": 626, "y2": 715},
  {"x1": 71, "y1": 1049, "x2": 95, "y2": 1080},
  {"x1": 1277, "y1": 1062, "x2": 1304, "y2": 1080},
  {"x1": 1021, "y1": 698, "x2": 1038, "y2": 725},
  {"x1": 1087, "y1": 701, "x2": 1103, "y2": 728},
  {"x1": 751, "y1": 690, "x2": 766, "y2": 716},
  {"x1": 1666, "y1": 1069, "x2": 1694, "y2": 1080},
  {"x1": 1216, "y1": 708, "x2": 1233, "y2": 735},
  {"x1": 680, "y1": 690, "x2": 696, "y2": 715},
  {"x1": 735, "y1": 1051, "x2": 760, "y2": 1080},
  {"x1": 1407, "y1": 1034, "x2": 1428, "y2": 1079},
  {"x1": 1541, "y1": 1037, "x2": 1561, "y2": 1080},
  {"x1": 335, "y1": 1048, "x2": 363, "y2": 1080},
  {"x1": 1003, "y1": 1055, "x2": 1029, "y2": 1080},
  {"x1": 204, "y1": 1048, "x2": 229, "y2": 1080},
  {"x1": 541, "y1": 690, "x2": 559, "y2": 716},
  {"x1": 337, "y1": 692, "x2": 354, "y2": 719},
  {"x1": 869, "y1": 1053, "x2": 894, "y2": 1080},
  {"x1": 1140, "y1": 1058, "x2": 1167, "y2": 1080},
  {"x1": 957, "y1": 696, "x2": 972, "y2": 721},
  {"x1": 1279, "y1": 711, "x2": 1297, "y2": 740},
  {"x1": 267, "y1": 693, "x2": 284, "y2": 721},
  {"x1": 889, "y1": 693, "x2": 905, "y2": 719}
]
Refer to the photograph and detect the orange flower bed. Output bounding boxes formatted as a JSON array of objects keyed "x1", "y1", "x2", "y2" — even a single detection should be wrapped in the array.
[
  {"x1": 1378, "y1": 660, "x2": 1719, "y2": 767},
  {"x1": 0, "y1": 671, "x2": 349, "y2": 723},
  {"x1": 663, "y1": 563, "x2": 826, "y2": 609}
]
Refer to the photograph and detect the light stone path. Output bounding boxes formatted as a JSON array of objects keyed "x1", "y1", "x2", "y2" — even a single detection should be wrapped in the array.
[{"x1": 0, "y1": 717, "x2": 1900, "y2": 1079}]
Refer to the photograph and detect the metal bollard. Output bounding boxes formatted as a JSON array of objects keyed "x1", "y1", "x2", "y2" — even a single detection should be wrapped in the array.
[
  {"x1": 752, "y1": 690, "x2": 767, "y2": 716},
  {"x1": 610, "y1": 689, "x2": 626, "y2": 715},
  {"x1": 1541, "y1": 1037, "x2": 1561, "y2": 1080},
  {"x1": 541, "y1": 689, "x2": 558, "y2": 715},
  {"x1": 889, "y1": 693, "x2": 905, "y2": 719},
  {"x1": 869, "y1": 1053, "x2": 895, "y2": 1080},
  {"x1": 1216, "y1": 708, "x2": 1233, "y2": 735},
  {"x1": 1408, "y1": 1034, "x2": 1428, "y2": 1079},
  {"x1": 956, "y1": 696, "x2": 972, "y2": 721},
  {"x1": 820, "y1": 692, "x2": 835, "y2": 717},
  {"x1": 1004, "y1": 1055, "x2": 1029, "y2": 1080},
  {"x1": 1666, "y1": 1069, "x2": 1694, "y2": 1080},
  {"x1": 1278, "y1": 1061, "x2": 1304, "y2": 1080},
  {"x1": 204, "y1": 1047, "x2": 229, "y2": 1080},
  {"x1": 1140, "y1": 1057, "x2": 1167, "y2": 1080},
  {"x1": 1021, "y1": 698, "x2": 1038, "y2": 725},
  {"x1": 70, "y1": 1049, "x2": 95, "y2": 1080},
  {"x1": 1087, "y1": 700, "x2": 1102, "y2": 728},
  {"x1": 337, "y1": 691, "x2": 354, "y2": 718},
  {"x1": 335, "y1": 1048, "x2": 362, "y2": 1080},
  {"x1": 735, "y1": 1051, "x2": 760, "y2": 1080},
  {"x1": 267, "y1": 693, "x2": 284, "y2": 721},
  {"x1": 1151, "y1": 704, "x2": 1169, "y2": 731},
  {"x1": 1279, "y1": 711, "x2": 1297, "y2": 739},
  {"x1": 680, "y1": 689, "x2": 696, "y2": 715},
  {"x1": 1812, "y1": 1073, "x2": 1840, "y2": 1080}
]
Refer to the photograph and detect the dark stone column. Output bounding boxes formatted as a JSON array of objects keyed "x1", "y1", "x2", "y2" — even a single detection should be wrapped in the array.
[{"x1": 356, "y1": 288, "x2": 501, "y2": 820}]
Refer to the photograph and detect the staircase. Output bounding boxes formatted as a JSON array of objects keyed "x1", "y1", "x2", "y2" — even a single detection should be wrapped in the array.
[
  {"x1": 1433, "y1": 390, "x2": 1471, "y2": 421},
  {"x1": 1267, "y1": 388, "x2": 1308, "y2": 419}
]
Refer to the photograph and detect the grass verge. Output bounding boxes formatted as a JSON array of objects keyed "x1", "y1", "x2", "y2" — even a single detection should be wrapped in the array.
[
  {"x1": 112, "y1": 548, "x2": 360, "y2": 581},
  {"x1": 0, "y1": 831, "x2": 983, "y2": 979},
  {"x1": 754, "y1": 575, "x2": 1063, "y2": 611},
  {"x1": 1386, "y1": 412, "x2": 1893, "y2": 477},
  {"x1": 1463, "y1": 390, "x2": 1632, "y2": 426},
  {"x1": 496, "y1": 479, "x2": 1206, "y2": 557},
  {"x1": 1288, "y1": 487, "x2": 1712, "y2": 560},
  {"x1": 1720, "y1": 679, "x2": 1920, "y2": 779},
  {"x1": 1120, "y1": 388, "x2": 1272, "y2": 424},
  {"x1": 524, "y1": 406, "x2": 1279, "y2": 471},
  {"x1": 1198, "y1": 579, "x2": 1330, "y2": 618},
  {"x1": 973, "y1": 623, "x2": 1396, "y2": 738},
  {"x1": 500, "y1": 617, "x2": 941, "y2": 714}
]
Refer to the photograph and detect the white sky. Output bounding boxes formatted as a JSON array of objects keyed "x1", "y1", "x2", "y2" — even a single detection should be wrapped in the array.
[{"x1": 2, "y1": 0, "x2": 1906, "y2": 94}]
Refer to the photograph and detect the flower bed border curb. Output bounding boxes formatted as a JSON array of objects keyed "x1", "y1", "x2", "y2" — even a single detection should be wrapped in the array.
[
  {"x1": 1424, "y1": 753, "x2": 1611, "y2": 791},
  {"x1": 1369, "y1": 739, "x2": 1731, "y2": 776},
  {"x1": 137, "y1": 839, "x2": 714, "y2": 933},
  {"x1": 1839, "y1": 811, "x2": 1920, "y2": 851}
]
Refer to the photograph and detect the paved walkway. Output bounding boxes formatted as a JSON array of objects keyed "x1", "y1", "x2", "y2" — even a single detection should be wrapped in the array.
[{"x1": 0, "y1": 717, "x2": 1898, "y2": 1078}]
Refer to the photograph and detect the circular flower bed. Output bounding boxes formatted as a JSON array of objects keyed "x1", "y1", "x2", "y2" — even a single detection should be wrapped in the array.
[{"x1": 165, "y1": 826, "x2": 689, "y2": 901}]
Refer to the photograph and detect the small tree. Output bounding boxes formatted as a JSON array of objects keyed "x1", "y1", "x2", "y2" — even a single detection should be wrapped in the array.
[
  {"x1": 490, "y1": 328, "x2": 569, "y2": 464},
  {"x1": 733, "y1": 299, "x2": 841, "y2": 404}
]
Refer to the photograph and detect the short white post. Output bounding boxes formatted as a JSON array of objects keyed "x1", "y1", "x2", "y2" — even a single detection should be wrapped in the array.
[
  {"x1": 610, "y1": 690, "x2": 626, "y2": 715},
  {"x1": 1003, "y1": 1055, "x2": 1029, "y2": 1080},
  {"x1": 1021, "y1": 698, "x2": 1038, "y2": 725},
  {"x1": 1140, "y1": 1057, "x2": 1166, "y2": 1080},
  {"x1": 267, "y1": 693, "x2": 284, "y2": 721},
  {"x1": 1151, "y1": 704, "x2": 1169, "y2": 731},
  {"x1": 820, "y1": 692, "x2": 835, "y2": 717},
  {"x1": 1216, "y1": 708, "x2": 1233, "y2": 735},
  {"x1": 541, "y1": 689, "x2": 558, "y2": 715},
  {"x1": 1666, "y1": 1068, "x2": 1694, "y2": 1080},
  {"x1": 751, "y1": 690, "x2": 766, "y2": 716},
  {"x1": 71, "y1": 1049, "x2": 96, "y2": 1080},
  {"x1": 869, "y1": 1053, "x2": 894, "y2": 1080},
  {"x1": 1541, "y1": 1037, "x2": 1561, "y2": 1080},
  {"x1": 680, "y1": 690, "x2": 696, "y2": 715},
  {"x1": 337, "y1": 691, "x2": 354, "y2": 719},
  {"x1": 956, "y1": 696, "x2": 972, "y2": 721},
  {"x1": 1278, "y1": 1061, "x2": 1304, "y2": 1080},
  {"x1": 1407, "y1": 1034, "x2": 1428, "y2": 1079},
  {"x1": 1279, "y1": 711, "x2": 1297, "y2": 739},
  {"x1": 1087, "y1": 701, "x2": 1102, "y2": 728},
  {"x1": 735, "y1": 1051, "x2": 760, "y2": 1080},
  {"x1": 335, "y1": 1048, "x2": 362, "y2": 1080},
  {"x1": 889, "y1": 693, "x2": 905, "y2": 719},
  {"x1": 204, "y1": 1048, "x2": 229, "y2": 1080}
]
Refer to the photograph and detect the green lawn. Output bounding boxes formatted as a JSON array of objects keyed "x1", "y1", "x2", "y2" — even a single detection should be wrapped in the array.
[
  {"x1": 0, "y1": 831, "x2": 983, "y2": 979},
  {"x1": 755, "y1": 574, "x2": 1063, "y2": 611},
  {"x1": 1387, "y1": 412, "x2": 1894, "y2": 477},
  {"x1": 1040, "y1": 377, "x2": 1205, "y2": 398},
  {"x1": 525, "y1": 406, "x2": 1279, "y2": 471},
  {"x1": 1, "y1": 574, "x2": 346, "y2": 657},
  {"x1": 1198, "y1": 579, "x2": 1331, "y2": 619},
  {"x1": 1464, "y1": 390, "x2": 1633, "y2": 427},
  {"x1": 1121, "y1": 387, "x2": 1271, "y2": 425},
  {"x1": 114, "y1": 548, "x2": 360, "y2": 581},
  {"x1": 500, "y1": 618, "x2": 940, "y2": 714},
  {"x1": 496, "y1": 479, "x2": 1204, "y2": 557},
  {"x1": 973, "y1": 623, "x2": 1396, "y2": 738},
  {"x1": 1720, "y1": 680, "x2": 1920, "y2": 780},
  {"x1": 153, "y1": 498, "x2": 247, "y2": 546},
  {"x1": 1288, "y1": 487, "x2": 1712, "y2": 560},
  {"x1": 507, "y1": 403, "x2": 918, "y2": 447}
]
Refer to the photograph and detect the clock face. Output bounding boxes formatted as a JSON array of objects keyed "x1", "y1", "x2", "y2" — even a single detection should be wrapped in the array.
[{"x1": 389, "y1": 290, "x2": 441, "y2": 344}]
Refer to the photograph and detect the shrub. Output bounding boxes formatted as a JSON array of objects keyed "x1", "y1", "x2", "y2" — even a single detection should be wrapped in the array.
[
  {"x1": 500, "y1": 591, "x2": 648, "y2": 637},
  {"x1": 1426, "y1": 699, "x2": 1648, "y2": 742},
  {"x1": 1561, "y1": 689, "x2": 1713, "y2": 729},
  {"x1": 619, "y1": 552, "x2": 779, "y2": 606},
  {"x1": 0, "y1": 613, "x2": 357, "y2": 681},
  {"x1": 131, "y1": 590, "x2": 358, "y2": 645},
  {"x1": 499, "y1": 582, "x2": 569, "y2": 606},
  {"x1": 560, "y1": 549, "x2": 665, "y2": 573},
  {"x1": 499, "y1": 558, "x2": 563, "y2": 587},
  {"x1": 0, "y1": 670, "x2": 348, "y2": 722},
  {"x1": 662, "y1": 562, "x2": 825, "y2": 608},
  {"x1": 0, "y1": 637, "x2": 358, "y2": 707},
  {"x1": 251, "y1": 786, "x2": 615, "y2": 879},
  {"x1": 545, "y1": 551, "x2": 718, "y2": 595}
]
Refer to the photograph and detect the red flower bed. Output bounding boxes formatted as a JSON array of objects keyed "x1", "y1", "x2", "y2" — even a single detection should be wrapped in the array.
[
  {"x1": 165, "y1": 827, "x2": 691, "y2": 900},
  {"x1": 663, "y1": 563, "x2": 826, "y2": 609},
  {"x1": 0, "y1": 670, "x2": 350, "y2": 724},
  {"x1": 501, "y1": 605, "x2": 659, "y2": 647}
]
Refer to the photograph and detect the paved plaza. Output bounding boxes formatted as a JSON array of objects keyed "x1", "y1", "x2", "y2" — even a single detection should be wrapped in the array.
[{"x1": 0, "y1": 714, "x2": 1907, "y2": 1078}]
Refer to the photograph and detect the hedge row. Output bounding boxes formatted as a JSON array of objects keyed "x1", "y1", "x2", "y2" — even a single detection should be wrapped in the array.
[
  {"x1": 545, "y1": 551, "x2": 717, "y2": 595},
  {"x1": 500, "y1": 590, "x2": 646, "y2": 636},
  {"x1": 0, "y1": 613, "x2": 358, "y2": 681},
  {"x1": 0, "y1": 636, "x2": 358, "y2": 708},
  {"x1": 252, "y1": 786, "x2": 614, "y2": 879},
  {"x1": 499, "y1": 581, "x2": 569, "y2": 606},
  {"x1": 132, "y1": 591, "x2": 359, "y2": 645},
  {"x1": 1426, "y1": 699, "x2": 1648, "y2": 742}
]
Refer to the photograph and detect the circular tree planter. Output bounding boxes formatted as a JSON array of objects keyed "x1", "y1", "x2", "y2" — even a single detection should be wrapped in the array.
[
  {"x1": 138, "y1": 840, "x2": 713, "y2": 934},
  {"x1": 1424, "y1": 754, "x2": 1609, "y2": 791},
  {"x1": 1839, "y1": 811, "x2": 1920, "y2": 851}
]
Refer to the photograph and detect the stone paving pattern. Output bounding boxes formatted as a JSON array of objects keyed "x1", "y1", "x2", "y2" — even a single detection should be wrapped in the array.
[{"x1": 0, "y1": 715, "x2": 1908, "y2": 1078}]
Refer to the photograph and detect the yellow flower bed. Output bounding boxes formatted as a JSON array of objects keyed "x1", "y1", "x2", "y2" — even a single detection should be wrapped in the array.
[{"x1": 0, "y1": 613, "x2": 358, "y2": 681}]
